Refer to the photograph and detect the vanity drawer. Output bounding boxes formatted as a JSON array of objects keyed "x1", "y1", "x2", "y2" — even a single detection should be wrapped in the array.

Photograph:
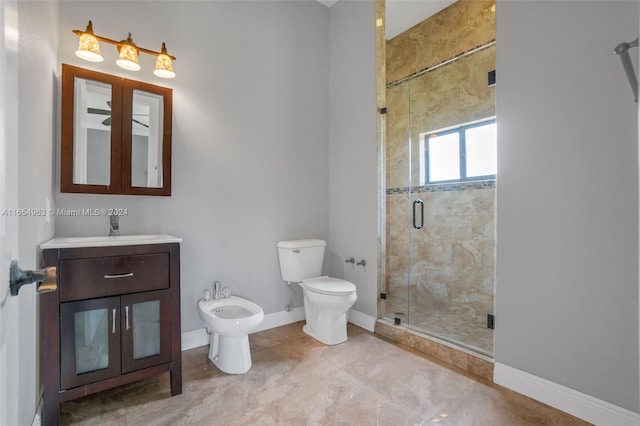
[{"x1": 59, "y1": 253, "x2": 169, "y2": 301}]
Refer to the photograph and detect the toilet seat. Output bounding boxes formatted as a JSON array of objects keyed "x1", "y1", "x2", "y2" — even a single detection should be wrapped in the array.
[{"x1": 302, "y1": 276, "x2": 356, "y2": 296}]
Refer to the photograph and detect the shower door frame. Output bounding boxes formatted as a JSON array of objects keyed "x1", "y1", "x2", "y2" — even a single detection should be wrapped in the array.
[{"x1": 379, "y1": 50, "x2": 498, "y2": 359}]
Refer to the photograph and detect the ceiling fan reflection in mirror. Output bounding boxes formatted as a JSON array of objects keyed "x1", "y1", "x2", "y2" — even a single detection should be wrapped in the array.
[{"x1": 87, "y1": 101, "x2": 149, "y2": 128}]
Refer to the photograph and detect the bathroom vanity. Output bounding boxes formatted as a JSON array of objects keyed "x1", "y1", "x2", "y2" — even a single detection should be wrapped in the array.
[{"x1": 40, "y1": 235, "x2": 182, "y2": 425}]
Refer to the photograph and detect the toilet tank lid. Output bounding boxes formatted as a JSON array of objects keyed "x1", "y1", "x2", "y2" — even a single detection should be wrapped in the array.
[{"x1": 277, "y1": 239, "x2": 326, "y2": 249}]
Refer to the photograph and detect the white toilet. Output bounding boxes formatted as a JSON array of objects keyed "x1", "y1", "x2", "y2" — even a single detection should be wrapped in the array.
[
  {"x1": 277, "y1": 239, "x2": 357, "y2": 345},
  {"x1": 197, "y1": 295, "x2": 264, "y2": 374}
]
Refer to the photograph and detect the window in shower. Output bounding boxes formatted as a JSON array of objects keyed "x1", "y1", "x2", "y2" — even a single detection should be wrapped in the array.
[{"x1": 420, "y1": 118, "x2": 496, "y2": 184}]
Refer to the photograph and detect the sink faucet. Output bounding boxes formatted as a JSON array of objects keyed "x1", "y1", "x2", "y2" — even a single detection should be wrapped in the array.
[
  {"x1": 109, "y1": 214, "x2": 120, "y2": 236},
  {"x1": 213, "y1": 281, "x2": 222, "y2": 300}
]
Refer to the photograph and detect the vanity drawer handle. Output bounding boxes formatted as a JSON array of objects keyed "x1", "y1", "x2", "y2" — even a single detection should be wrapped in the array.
[{"x1": 104, "y1": 272, "x2": 134, "y2": 279}]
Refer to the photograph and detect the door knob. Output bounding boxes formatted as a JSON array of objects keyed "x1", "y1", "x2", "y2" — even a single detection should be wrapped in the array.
[{"x1": 9, "y1": 260, "x2": 57, "y2": 296}]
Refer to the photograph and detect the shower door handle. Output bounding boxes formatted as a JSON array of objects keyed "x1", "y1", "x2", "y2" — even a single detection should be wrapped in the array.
[{"x1": 413, "y1": 199, "x2": 424, "y2": 230}]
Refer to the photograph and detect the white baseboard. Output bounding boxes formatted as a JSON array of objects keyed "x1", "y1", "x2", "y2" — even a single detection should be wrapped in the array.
[
  {"x1": 182, "y1": 307, "x2": 375, "y2": 351},
  {"x1": 181, "y1": 327, "x2": 211, "y2": 351},
  {"x1": 181, "y1": 306, "x2": 305, "y2": 351},
  {"x1": 494, "y1": 363, "x2": 640, "y2": 426},
  {"x1": 348, "y1": 309, "x2": 376, "y2": 332},
  {"x1": 254, "y1": 306, "x2": 305, "y2": 333}
]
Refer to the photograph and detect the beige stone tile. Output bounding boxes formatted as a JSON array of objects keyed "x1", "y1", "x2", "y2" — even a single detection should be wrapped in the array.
[
  {"x1": 61, "y1": 323, "x2": 588, "y2": 426},
  {"x1": 249, "y1": 322, "x2": 304, "y2": 351},
  {"x1": 387, "y1": 0, "x2": 496, "y2": 84},
  {"x1": 60, "y1": 393, "x2": 126, "y2": 426},
  {"x1": 180, "y1": 378, "x2": 263, "y2": 425},
  {"x1": 218, "y1": 406, "x2": 279, "y2": 426}
]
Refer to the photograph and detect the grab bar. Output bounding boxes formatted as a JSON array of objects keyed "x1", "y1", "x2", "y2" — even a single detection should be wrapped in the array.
[{"x1": 615, "y1": 38, "x2": 639, "y2": 103}]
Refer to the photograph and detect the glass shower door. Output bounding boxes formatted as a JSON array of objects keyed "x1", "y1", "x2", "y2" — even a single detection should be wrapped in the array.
[
  {"x1": 383, "y1": 52, "x2": 496, "y2": 357},
  {"x1": 409, "y1": 58, "x2": 496, "y2": 356}
]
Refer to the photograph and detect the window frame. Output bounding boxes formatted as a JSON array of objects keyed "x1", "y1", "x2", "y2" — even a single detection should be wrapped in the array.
[{"x1": 423, "y1": 118, "x2": 496, "y2": 184}]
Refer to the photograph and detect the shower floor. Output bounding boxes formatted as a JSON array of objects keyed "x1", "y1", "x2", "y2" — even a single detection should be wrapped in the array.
[{"x1": 382, "y1": 296, "x2": 494, "y2": 357}]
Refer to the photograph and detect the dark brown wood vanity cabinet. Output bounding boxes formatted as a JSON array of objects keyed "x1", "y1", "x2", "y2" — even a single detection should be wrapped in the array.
[{"x1": 41, "y1": 243, "x2": 182, "y2": 425}]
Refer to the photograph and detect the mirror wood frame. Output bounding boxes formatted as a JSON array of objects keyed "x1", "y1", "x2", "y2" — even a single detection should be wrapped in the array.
[{"x1": 61, "y1": 64, "x2": 172, "y2": 196}]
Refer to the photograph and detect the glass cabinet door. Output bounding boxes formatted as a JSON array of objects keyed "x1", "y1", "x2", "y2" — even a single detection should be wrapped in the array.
[
  {"x1": 121, "y1": 290, "x2": 171, "y2": 373},
  {"x1": 60, "y1": 297, "x2": 121, "y2": 389}
]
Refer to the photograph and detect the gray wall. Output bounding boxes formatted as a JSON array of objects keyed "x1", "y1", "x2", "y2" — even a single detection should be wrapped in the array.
[
  {"x1": 17, "y1": 0, "x2": 58, "y2": 423},
  {"x1": 496, "y1": 0, "x2": 639, "y2": 412},
  {"x1": 55, "y1": 0, "x2": 330, "y2": 332},
  {"x1": 328, "y1": 0, "x2": 378, "y2": 317},
  {"x1": 47, "y1": 0, "x2": 640, "y2": 417}
]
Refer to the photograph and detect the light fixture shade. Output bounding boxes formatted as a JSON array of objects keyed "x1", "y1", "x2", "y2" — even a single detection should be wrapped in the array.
[
  {"x1": 116, "y1": 36, "x2": 140, "y2": 71},
  {"x1": 75, "y1": 21, "x2": 103, "y2": 62},
  {"x1": 153, "y1": 43, "x2": 175, "y2": 78}
]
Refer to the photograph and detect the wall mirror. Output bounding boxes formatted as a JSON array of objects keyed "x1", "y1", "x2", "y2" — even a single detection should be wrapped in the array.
[{"x1": 61, "y1": 64, "x2": 172, "y2": 195}]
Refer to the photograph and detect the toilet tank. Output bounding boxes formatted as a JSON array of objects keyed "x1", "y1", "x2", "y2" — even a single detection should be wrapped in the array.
[{"x1": 277, "y1": 239, "x2": 326, "y2": 282}]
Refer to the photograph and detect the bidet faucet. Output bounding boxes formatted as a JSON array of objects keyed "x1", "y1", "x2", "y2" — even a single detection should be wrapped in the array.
[{"x1": 213, "y1": 281, "x2": 222, "y2": 300}]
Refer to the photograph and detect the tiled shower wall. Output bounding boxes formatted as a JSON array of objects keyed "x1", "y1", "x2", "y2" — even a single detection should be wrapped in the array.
[
  {"x1": 386, "y1": 184, "x2": 495, "y2": 319},
  {"x1": 386, "y1": 0, "x2": 496, "y2": 85},
  {"x1": 383, "y1": 0, "x2": 496, "y2": 341}
]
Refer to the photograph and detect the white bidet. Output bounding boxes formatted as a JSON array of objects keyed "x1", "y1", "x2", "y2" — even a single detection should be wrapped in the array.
[{"x1": 197, "y1": 296, "x2": 264, "y2": 374}]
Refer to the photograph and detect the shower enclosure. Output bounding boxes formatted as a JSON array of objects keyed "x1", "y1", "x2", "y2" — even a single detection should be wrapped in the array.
[{"x1": 379, "y1": 0, "x2": 496, "y2": 357}]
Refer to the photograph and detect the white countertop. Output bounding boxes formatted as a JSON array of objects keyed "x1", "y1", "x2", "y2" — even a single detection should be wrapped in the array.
[{"x1": 40, "y1": 234, "x2": 182, "y2": 249}]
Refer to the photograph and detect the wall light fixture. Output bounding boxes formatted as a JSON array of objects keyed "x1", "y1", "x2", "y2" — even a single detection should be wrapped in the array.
[{"x1": 73, "y1": 21, "x2": 176, "y2": 79}]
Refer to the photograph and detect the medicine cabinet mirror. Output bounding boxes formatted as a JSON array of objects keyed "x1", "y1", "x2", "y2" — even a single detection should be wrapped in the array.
[{"x1": 61, "y1": 64, "x2": 172, "y2": 195}]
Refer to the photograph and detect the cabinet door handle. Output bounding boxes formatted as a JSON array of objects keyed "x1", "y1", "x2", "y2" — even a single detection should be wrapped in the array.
[
  {"x1": 104, "y1": 272, "x2": 134, "y2": 279},
  {"x1": 112, "y1": 308, "x2": 116, "y2": 334},
  {"x1": 125, "y1": 306, "x2": 130, "y2": 330}
]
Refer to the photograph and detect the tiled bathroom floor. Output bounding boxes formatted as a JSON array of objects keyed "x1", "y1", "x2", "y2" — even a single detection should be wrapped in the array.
[
  {"x1": 61, "y1": 322, "x2": 587, "y2": 425},
  {"x1": 383, "y1": 294, "x2": 494, "y2": 356}
]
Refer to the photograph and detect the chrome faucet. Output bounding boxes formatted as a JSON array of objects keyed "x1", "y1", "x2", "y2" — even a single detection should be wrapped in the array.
[
  {"x1": 109, "y1": 214, "x2": 120, "y2": 236},
  {"x1": 213, "y1": 281, "x2": 222, "y2": 300}
]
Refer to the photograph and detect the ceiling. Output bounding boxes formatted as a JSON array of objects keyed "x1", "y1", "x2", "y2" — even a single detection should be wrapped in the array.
[{"x1": 315, "y1": 0, "x2": 457, "y2": 40}]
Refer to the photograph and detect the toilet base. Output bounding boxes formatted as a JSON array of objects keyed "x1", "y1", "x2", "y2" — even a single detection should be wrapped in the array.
[
  {"x1": 303, "y1": 313, "x2": 348, "y2": 345},
  {"x1": 208, "y1": 333, "x2": 253, "y2": 374},
  {"x1": 302, "y1": 288, "x2": 356, "y2": 345}
]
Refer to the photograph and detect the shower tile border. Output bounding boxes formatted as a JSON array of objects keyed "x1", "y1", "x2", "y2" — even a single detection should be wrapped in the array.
[
  {"x1": 375, "y1": 319, "x2": 494, "y2": 382},
  {"x1": 386, "y1": 179, "x2": 496, "y2": 195}
]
